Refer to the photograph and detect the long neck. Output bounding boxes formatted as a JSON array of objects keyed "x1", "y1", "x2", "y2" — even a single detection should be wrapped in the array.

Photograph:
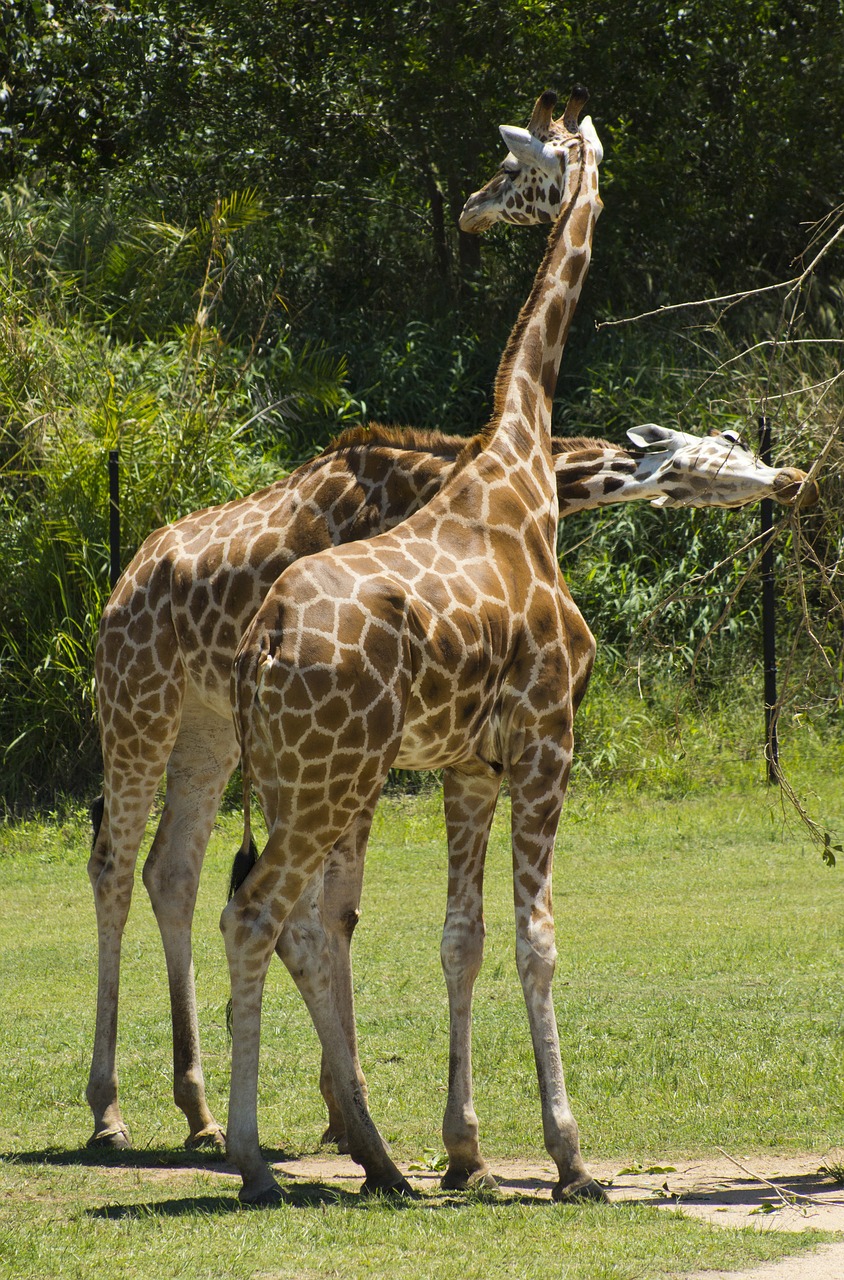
[
  {"x1": 487, "y1": 141, "x2": 601, "y2": 465},
  {"x1": 552, "y1": 441, "x2": 647, "y2": 514}
]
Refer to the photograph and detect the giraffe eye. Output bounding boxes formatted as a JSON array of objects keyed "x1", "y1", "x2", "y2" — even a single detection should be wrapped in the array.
[{"x1": 502, "y1": 157, "x2": 520, "y2": 175}]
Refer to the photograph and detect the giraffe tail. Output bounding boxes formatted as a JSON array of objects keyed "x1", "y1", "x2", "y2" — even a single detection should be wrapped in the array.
[
  {"x1": 228, "y1": 643, "x2": 259, "y2": 901},
  {"x1": 228, "y1": 833, "x2": 258, "y2": 900},
  {"x1": 89, "y1": 794, "x2": 105, "y2": 850}
]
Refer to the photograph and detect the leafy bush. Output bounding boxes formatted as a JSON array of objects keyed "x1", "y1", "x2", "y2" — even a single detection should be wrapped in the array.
[{"x1": 0, "y1": 188, "x2": 359, "y2": 809}]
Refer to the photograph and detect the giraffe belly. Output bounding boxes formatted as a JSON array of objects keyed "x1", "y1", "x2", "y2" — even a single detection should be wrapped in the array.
[{"x1": 391, "y1": 697, "x2": 500, "y2": 774}]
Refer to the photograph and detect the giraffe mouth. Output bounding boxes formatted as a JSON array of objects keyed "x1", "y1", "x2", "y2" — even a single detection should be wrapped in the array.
[{"x1": 772, "y1": 469, "x2": 820, "y2": 508}]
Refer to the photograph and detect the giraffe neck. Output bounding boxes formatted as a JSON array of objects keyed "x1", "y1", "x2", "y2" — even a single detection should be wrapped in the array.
[
  {"x1": 551, "y1": 440, "x2": 648, "y2": 513},
  {"x1": 486, "y1": 137, "x2": 601, "y2": 470}
]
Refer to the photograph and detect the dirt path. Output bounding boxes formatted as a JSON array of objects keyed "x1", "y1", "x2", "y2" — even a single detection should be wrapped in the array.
[{"x1": 259, "y1": 1149, "x2": 844, "y2": 1279}]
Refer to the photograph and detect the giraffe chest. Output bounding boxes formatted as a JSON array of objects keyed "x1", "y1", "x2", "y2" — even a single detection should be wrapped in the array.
[{"x1": 390, "y1": 602, "x2": 571, "y2": 774}]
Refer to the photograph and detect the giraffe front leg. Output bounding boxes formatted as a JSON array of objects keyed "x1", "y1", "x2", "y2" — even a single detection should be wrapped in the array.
[
  {"x1": 509, "y1": 754, "x2": 607, "y2": 1204},
  {"x1": 439, "y1": 767, "x2": 501, "y2": 1191}
]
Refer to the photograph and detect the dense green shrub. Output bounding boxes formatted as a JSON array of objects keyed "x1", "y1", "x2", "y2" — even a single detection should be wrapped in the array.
[
  {"x1": 1, "y1": 4, "x2": 842, "y2": 809},
  {"x1": 0, "y1": 189, "x2": 359, "y2": 808}
]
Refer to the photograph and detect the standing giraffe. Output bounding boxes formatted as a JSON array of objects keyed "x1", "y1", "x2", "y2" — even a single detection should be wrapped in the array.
[
  {"x1": 219, "y1": 84, "x2": 643, "y2": 1204},
  {"x1": 87, "y1": 424, "x2": 812, "y2": 1156},
  {"x1": 88, "y1": 86, "x2": 817, "y2": 1159},
  {"x1": 222, "y1": 86, "x2": 819, "y2": 1202}
]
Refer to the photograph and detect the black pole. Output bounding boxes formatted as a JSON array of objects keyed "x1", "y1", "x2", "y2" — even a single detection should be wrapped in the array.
[
  {"x1": 109, "y1": 448, "x2": 120, "y2": 591},
  {"x1": 759, "y1": 416, "x2": 779, "y2": 783}
]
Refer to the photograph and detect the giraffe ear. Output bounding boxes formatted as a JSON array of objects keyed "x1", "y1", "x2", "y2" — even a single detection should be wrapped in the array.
[
  {"x1": 626, "y1": 424, "x2": 674, "y2": 450},
  {"x1": 579, "y1": 116, "x2": 603, "y2": 165},
  {"x1": 499, "y1": 126, "x2": 562, "y2": 176}
]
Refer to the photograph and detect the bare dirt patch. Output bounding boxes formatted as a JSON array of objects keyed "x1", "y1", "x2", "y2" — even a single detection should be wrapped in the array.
[
  {"x1": 263, "y1": 1149, "x2": 844, "y2": 1232},
  {"x1": 260, "y1": 1149, "x2": 844, "y2": 1280}
]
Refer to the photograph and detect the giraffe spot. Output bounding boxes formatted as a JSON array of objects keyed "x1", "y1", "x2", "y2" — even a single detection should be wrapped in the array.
[
  {"x1": 521, "y1": 329, "x2": 544, "y2": 380},
  {"x1": 299, "y1": 631, "x2": 336, "y2": 667},
  {"x1": 298, "y1": 732, "x2": 335, "y2": 757},
  {"x1": 216, "y1": 619, "x2": 238, "y2": 653},
  {"x1": 314, "y1": 695, "x2": 351, "y2": 734},
  {"x1": 249, "y1": 528, "x2": 284, "y2": 565},
  {"x1": 541, "y1": 358, "x2": 557, "y2": 404},
  {"x1": 348, "y1": 671, "x2": 386, "y2": 714},
  {"x1": 568, "y1": 205, "x2": 591, "y2": 248},
  {"x1": 127, "y1": 612, "x2": 153, "y2": 647},
  {"x1": 458, "y1": 697, "x2": 478, "y2": 725},
  {"x1": 567, "y1": 250, "x2": 588, "y2": 290},
  {"x1": 419, "y1": 666, "x2": 446, "y2": 706},
  {"x1": 281, "y1": 671, "x2": 317, "y2": 713},
  {"x1": 544, "y1": 296, "x2": 565, "y2": 351}
]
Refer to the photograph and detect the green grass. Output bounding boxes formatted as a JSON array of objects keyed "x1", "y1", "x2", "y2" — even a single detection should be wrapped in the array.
[{"x1": 1, "y1": 750, "x2": 843, "y2": 1278}]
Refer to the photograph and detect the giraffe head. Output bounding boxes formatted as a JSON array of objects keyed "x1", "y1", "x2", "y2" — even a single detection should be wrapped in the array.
[
  {"x1": 626, "y1": 424, "x2": 820, "y2": 509},
  {"x1": 459, "y1": 86, "x2": 603, "y2": 233}
]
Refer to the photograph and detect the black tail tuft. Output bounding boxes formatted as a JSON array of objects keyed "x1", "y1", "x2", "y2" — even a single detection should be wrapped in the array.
[
  {"x1": 89, "y1": 794, "x2": 105, "y2": 851},
  {"x1": 228, "y1": 836, "x2": 258, "y2": 901}
]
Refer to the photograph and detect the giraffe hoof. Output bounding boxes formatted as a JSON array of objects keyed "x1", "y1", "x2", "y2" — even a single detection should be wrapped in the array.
[
  {"x1": 87, "y1": 1126, "x2": 132, "y2": 1150},
  {"x1": 185, "y1": 1125, "x2": 227, "y2": 1152},
  {"x1": 361, "y1": 1176, "x2": 419, "y2": 1200},
  {"x1": 552, "y1": 1176, "x2": 609, "y2": 1204},
  {"x1": 239, "y1": 1180, "x2": 286, "y2": 1207},
  {"x1": 440, "y1": 1166, "x2": 499, "y2": 1193}
]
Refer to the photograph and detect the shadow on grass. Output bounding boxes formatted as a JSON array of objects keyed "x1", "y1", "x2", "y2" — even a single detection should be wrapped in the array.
[
  {"x1": 0, "y1": 1143, "x2": 292, "y2": 1172},
  {"x1": 86, "y1": 1180, "x2": 365, "y2": 1219}
]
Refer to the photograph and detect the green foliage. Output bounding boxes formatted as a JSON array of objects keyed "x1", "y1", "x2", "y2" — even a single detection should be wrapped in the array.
[
  {"x1": 0, "y1": 186, "x2": 358, "y2": 808},
  {"x1": 1, "y1": 4, "x2": 843, "y2": 808}
]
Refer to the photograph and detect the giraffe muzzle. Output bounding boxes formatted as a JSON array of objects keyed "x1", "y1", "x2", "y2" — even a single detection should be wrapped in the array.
[{"x1": 772, "y1": 468, "x2": 820, "y2": 508}]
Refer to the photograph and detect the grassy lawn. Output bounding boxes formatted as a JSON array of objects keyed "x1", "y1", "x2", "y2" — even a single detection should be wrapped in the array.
[{"x1": 1, "y1": 749, "x2": 842, "y2": 1278}]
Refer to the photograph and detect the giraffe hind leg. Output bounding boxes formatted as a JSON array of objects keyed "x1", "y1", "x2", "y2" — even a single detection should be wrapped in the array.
[
  {"x1": 316, "y1": 808, "x2": 375, "y2": 1152},
  {"x1": 87, "y1": 765, "x2": 167, "y2": 1149},
  {"x1": 142, "y1": 704, "x2": 239, "y2": 1150}
]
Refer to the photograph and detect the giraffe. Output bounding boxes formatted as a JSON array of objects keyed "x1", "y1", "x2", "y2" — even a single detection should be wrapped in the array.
[
  {"x1": 222, "y1": 82, "x2": 823, "y2": 1201},
  {"x1": 222, "y1": 84, "x2": 728, "y2": 1204},
  {"x1": 87, "y1": 84, "x2": 817, "y2": 1161},
  {"x1": 87, "y1": 422, "x2": 814, "y2": 1157}
]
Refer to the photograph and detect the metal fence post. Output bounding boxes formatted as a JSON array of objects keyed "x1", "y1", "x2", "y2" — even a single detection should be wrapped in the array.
[{"x1": 759, "y1": 417, "x2": 779, "y2": 783}]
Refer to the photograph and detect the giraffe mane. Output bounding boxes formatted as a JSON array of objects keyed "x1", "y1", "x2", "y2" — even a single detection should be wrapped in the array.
[
  {"x1": 324, "y1": 424, "x2": 620, "y2": 469},
  {"x1": 324, "y1": 422, "x2": 476, "y2": 459},
  {"x1": 550, "y1": 435, "x2": 617, "y2": 455},
  {"x1": 486, "y1": 137, "x2": 587, "y2": 437}
]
